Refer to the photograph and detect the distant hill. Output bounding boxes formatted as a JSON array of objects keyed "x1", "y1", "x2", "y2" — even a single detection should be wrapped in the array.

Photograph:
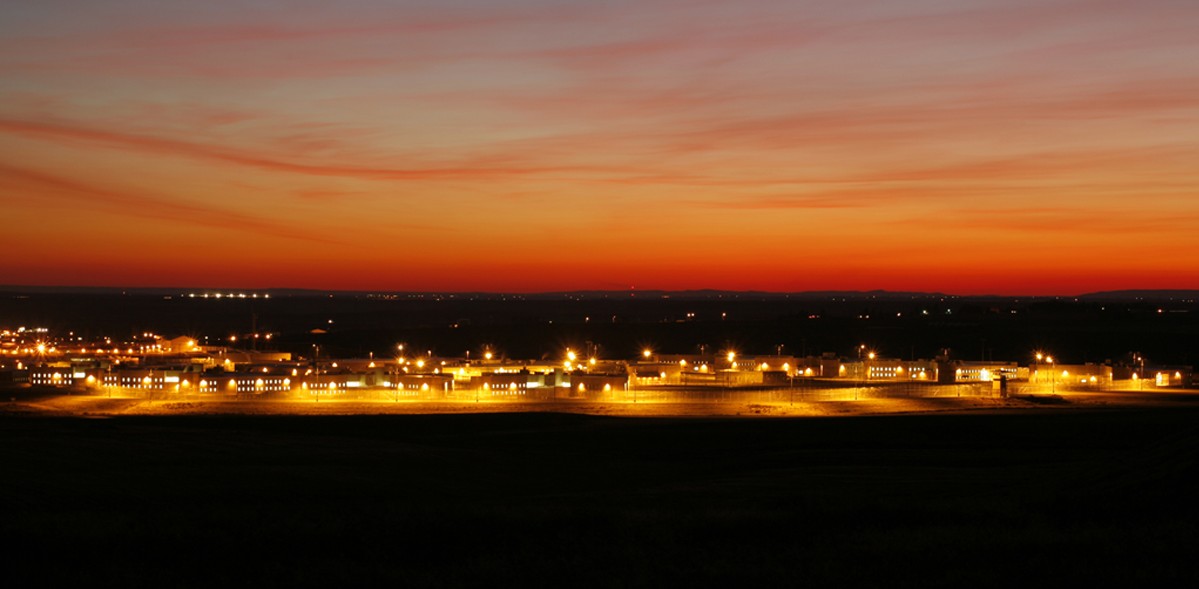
[
  {"x1": 0, "y1": 286, "x2": 957, "y2": 300},
  {"x1": 1077, "y1": 290, "x2": 1199, "y2": 301},
  {"x1": 1, "y1": 284, "x2": 1194, "y2": 301}
]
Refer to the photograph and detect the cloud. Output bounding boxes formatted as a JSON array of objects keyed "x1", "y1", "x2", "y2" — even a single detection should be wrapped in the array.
[
  {"x1": 888, "y1": 206, "x2": 1199, "y2": 235},
  {"x1": 857, "y1": 144, "x2": 1197, "y2": 184},
  {"x1": 0, "y1": 163, "x2": 341, "y2": 244},
  {"x1": 683, "y1": 195, "x2": 861, "y2": 210},
  {"x1": 0, "y1": 4, "x2": 598, "y2": 80},
  {"x1": 0, "y1": 118, "x2": 621, "y2": 182}
]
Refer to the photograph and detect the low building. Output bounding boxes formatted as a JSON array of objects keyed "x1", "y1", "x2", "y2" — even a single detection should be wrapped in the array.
[{"x1": 571, "y1": 374, "x2": 629, "y2": 398}]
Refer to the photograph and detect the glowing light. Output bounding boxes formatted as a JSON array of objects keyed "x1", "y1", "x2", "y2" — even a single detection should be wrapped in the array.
[
  {"x1": 567, "y1": 350, "x2": 577, "y2": 362},
  {"x1": 642, "y1": 349, "x2": 652, "y2": 359}
]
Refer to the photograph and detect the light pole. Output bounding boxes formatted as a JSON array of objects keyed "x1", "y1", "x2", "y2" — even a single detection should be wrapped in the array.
[
  {"x1": 1046, "y1": 355, "x2": 1056, "y2": 394},
  {"x1": 857, "y1": 344, "x2": 867, "y2": 385},
  {"x1": 1034, "y1": 352, "x2": 1043, "y2": 393}
]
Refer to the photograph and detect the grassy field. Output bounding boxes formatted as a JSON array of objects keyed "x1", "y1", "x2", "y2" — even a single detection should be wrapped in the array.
[{"x1": 3, "y1": 406, "x2": 1197, "y2": 586}]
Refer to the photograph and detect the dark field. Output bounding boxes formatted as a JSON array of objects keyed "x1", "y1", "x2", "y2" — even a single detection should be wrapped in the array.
[
  {"x1": 4, "y1": 408, "x2": 1198, "y2": 587},
  {"x1": 4, "y1": 290, "x2": 1198, "y2": 365}
]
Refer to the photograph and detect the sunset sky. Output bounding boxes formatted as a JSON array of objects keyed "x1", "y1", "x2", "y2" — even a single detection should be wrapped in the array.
[{"x1": 2, "y1": 0, "x2": 1196, "y2": 294}]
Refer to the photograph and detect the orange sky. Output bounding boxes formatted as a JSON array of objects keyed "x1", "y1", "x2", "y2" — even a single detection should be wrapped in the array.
[{"x1": 2, "y1": 0, "x2": 1197, "y2": 294}]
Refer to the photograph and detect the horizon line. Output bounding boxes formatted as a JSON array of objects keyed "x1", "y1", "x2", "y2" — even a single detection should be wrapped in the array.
[{"x1": 3, "y1": 284, "x2": 1198, "y2": 299}]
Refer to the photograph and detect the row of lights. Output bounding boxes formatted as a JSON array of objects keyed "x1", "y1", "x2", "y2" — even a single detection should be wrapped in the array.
[{"x1": 186, "y1": 293, "x2": 270, "y2": 299}]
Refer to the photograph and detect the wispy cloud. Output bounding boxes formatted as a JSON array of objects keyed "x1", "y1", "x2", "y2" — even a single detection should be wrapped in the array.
[
  {"x1": 0, "y1": 118, "x2": 622, "y2": 182},
  {"x1": 0, "y1": 163, "x2": 341, "y2": 244}
]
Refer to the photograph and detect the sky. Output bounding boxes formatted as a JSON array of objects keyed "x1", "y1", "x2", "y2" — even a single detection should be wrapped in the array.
[{"x1": 1, "y1": 0, "x2": 1197, "y2": 294}]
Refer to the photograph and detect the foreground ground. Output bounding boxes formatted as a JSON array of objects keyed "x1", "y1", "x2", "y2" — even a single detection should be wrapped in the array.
[
  {"x1": 6, "y1": 384, "x2": 1199, "y2": 418},
  {"x1": 3, "y1": 390, "x2": 1197, "y2": 586}
]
